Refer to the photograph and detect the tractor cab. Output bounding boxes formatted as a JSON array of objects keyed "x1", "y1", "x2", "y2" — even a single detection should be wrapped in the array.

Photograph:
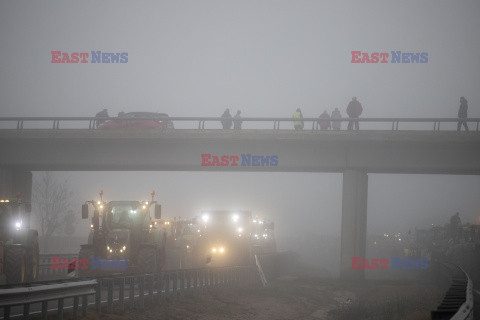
[
  {"x1": 79, "y1": 191, "x2": 165, "y2": 276},
  {"x1": 0, "y1": 195, "x2": 38, "y2": 284}
]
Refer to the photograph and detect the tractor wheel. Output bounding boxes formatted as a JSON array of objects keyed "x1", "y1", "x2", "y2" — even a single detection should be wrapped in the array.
[
  {"x1": 5, "y1": 245, "x2": 26, "y2": 284},
  {"x1": 78, "y1": 246, "x2": 95, "y2": 277},
  {"x1": 137, "y1": 247, "x2": 157, "y2": 274},
  {"x1": 25, "y1": 234, "x2": 40, "y2": 282}
]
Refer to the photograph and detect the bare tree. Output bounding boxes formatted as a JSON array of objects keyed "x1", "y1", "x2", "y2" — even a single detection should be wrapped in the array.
[{"x1": 32, "y1": 172, "x2": 74, "y2": 237}]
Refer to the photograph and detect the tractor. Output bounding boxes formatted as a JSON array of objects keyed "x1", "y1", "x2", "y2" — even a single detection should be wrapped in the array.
[
  {"x1": 0, "y1": 194, "x2": 39, "y2": 284},
  {"x1": 78, "y1": 191, "x2": 165, "y2": 276},
  {"x1": 194, "y1": 210, "x2": 254, "y2": 267}
]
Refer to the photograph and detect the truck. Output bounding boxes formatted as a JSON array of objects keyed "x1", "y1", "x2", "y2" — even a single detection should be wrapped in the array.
[
  {"x1": 78, "y1": 191, "x2": 165, "y2": 276},
  {"x1": 0, "y1": 194, "x2": 39, "y2": 284}
]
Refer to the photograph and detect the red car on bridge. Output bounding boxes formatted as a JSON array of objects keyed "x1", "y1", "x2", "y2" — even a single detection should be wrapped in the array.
[{"x1": 98, "y1": 112, "x2": 174, "y2": 130}]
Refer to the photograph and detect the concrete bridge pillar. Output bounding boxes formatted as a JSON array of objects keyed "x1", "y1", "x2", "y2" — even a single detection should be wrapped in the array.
[
  {"x1": 340, "y1": 169, "x2": 368, "y2": 279},
  {"x1": 0, "y1": 167, "x2": 32, "y2": 203}
]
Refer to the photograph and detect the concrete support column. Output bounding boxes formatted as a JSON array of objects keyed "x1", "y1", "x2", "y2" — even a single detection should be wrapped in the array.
[
  {"x1": 340, "y1": 169, "x2": 368, "y2": 279},
  {"x1": 0, "y1": 167, "x2": 32, "y2": 203}
]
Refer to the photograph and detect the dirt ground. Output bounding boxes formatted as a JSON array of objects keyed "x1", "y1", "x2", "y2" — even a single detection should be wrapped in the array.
[{"x1": 75, "y1": 276, "x2": 443, "y2": 320}]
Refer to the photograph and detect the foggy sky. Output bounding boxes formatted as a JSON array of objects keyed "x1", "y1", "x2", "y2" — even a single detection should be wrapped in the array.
[{"x1": 1, "y1": 1, "x2": 479, "y2": 243}]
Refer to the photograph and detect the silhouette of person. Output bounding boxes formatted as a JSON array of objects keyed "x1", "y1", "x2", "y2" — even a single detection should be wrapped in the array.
[{"x1": 221, "y1": 108, "x2": 233, "y2": 129}]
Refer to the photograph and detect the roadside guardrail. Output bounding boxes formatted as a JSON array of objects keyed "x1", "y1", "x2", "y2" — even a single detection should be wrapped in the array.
[
  {"x1": 0, "y1": 116, "x2": 479, "y2": 131},
  {"x1": 0, "y1": 265, "x2": 259, "y2": 320},
  {"x1": 431, "y1": 263, "x2": 474, "y2": 320},
  {"x1": 0, "y1": 279, "x2": 96, "y2": 320}
]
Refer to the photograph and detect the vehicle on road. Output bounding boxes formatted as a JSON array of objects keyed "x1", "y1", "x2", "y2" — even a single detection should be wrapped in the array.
[
  {"x1": 251, "y1": 216, "x2": 276, "y2": 255},
  {"x1": 78, "y1": 191, "x2": 165, "y2": 276},
  {"x1": 163, "y1": 217, "x2": 199, "y2": 270},
  {"x1": 98, "y1": 112, "x2": 174, "y2": 130},
  {"x1": 0, "y1": 195, "x2": 39, "y2": 284},
  {"x1": 195, "y1": 210, "x2": 254, "y2": 267}
]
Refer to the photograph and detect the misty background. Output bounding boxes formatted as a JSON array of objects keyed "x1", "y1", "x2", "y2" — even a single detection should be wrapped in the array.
[{"x1": 1, "y1": 1, "x2": 479, "y2": 274}]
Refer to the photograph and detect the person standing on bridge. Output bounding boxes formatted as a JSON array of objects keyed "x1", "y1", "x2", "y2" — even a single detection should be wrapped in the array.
[
  {"x1": 318, "y1": 110, "x2": 331, "y2": 130},
  {"x1": 221, "y1": 108, "x2": 233, "y2": 129},
  {"x1": 293, "y1": 108, "x2": 304, "y2": 130},
  {"x1": 457, "y1": 96, "x2": 469, "y2": 131},
  {"x1": 233, "y1": 110, "x2": 242, "y2": 130},
  {"x1": 331, "y1": 107, "x2": 342, "y2": 130},
  {"x1": 95, "y1": 108, "x2": 109, "y2": 128},
  {"x1": 346, "y1": 97, "x2": 363, "y2": 130}
]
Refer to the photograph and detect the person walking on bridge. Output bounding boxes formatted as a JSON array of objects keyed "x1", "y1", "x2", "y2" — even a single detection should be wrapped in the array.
[
  {"x1": 293, "y1": 108, "x2": 304, "y2": 130},
  {"x1": 457, "y1": 96, "x2": 469, "y2": 131},
  {"x1": 346, "y1": 97, "x2": 363, "y2": 130},
  {"x1": 221, "y1": 108, "x2": 233, "y2": 129},
  {"x1": 95, "y1": 108, "x2": 109, "y2": 128},
  {"x1": 233, "y1": 110, "x2": 242, "y2": 130}
]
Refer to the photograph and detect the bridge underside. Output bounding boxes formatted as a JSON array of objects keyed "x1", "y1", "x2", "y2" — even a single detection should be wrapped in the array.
[{"x1": 1, "y1": 129, "x2": 479, "y2": 279}]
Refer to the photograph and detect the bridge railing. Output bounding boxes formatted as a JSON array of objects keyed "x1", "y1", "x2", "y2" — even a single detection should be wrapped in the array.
[{"x1": 0, "y1": 116, "x2": 479, "y2": 131}]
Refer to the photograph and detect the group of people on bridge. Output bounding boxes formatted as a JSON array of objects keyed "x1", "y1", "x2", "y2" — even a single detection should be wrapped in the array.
[{"x1": 95, "y1": 96, "x2": 471, "y2": 131}]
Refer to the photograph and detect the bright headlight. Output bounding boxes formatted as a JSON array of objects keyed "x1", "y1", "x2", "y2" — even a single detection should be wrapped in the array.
[
  {"x1": 122, "y1": 245, "x2": 126, "y2": 250},
  {"x1": 232, "y1": 214, "x2": 239, "y2": 223},
  {"x1": 212, "y1": 248, "x2": 217, "y2": 253},
  {"x1": 202, "y1": 214, "x2": 210, "y2": 223},
  {"x1": 15, "y1": 220, "x2": 22, "y2": 230},
  {"x1": 219, "y1": 247, "x2": 224, "y2": 253}
]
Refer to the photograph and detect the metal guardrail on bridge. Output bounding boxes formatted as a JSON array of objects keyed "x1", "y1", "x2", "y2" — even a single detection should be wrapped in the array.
[{"x1": 0, "y1": 116, "x2": 479, "y2": 131}]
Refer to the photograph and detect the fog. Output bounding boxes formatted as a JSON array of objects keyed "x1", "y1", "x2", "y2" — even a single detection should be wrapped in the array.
[{"x1": 1, "y1": 0, "x2": 480, "y2": 271}]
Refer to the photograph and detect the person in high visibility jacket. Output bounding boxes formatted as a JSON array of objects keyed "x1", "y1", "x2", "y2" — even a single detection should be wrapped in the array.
[{"x1": 293, "y1": 108, "x2": 304, "y2": 130}]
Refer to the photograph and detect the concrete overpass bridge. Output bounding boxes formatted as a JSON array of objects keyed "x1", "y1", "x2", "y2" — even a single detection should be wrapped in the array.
[{"x1": 1, "y1": 116, "x2": 479, "y2": 278}]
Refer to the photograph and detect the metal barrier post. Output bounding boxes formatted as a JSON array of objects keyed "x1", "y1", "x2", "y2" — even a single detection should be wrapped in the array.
[
  {"x1": 180, "y1": 271, "x2": 185, "y2": 298},
  {"x1": 139, "y1": 276, "x2": 145, "y2": 311},
  {"x1": 147, "y1": 274, "x2": 154, "y2": 302},
  {"x1": 128, "y1": 276, "x2": 135, "y2": 310},
  {"x1": 156, "y1": 273, "x2": 163, "y2": 300},
  {"x1": 4, "y1": 306, "x2": 10, "y2": 320},
  {"x1": 95, "y1": 279, "x2": 102, "y2": 313},
  {"x1": 172, "y1": 272, "x2": 178, "y2": 299},
  {"x1": 165, "y1": 272, "x2": 171, "y2": 299},
  {"x1": 23, "y1": 303, "x2": 30, "y2": 320},
  {"x1": 72, "y1": 296, "x2": 79, "y2": 319},
  {"x1": 106, "y1": 278, "x2": 114, "y2": 314},
  {"x1": 118, "y1": 277, "x2": 125, "y2": 313},
  {"x1": 186, "y1": 270, "x2": 191, "y2": 293},
  {"x1": 41, "y1": 301, "x2": 48, "y2": 320},
  {"x1": 82, "y1": 295, "x2": 88, "y2": 317},
  {"x1": 58, "y1": 298, "x2": 64, "y2": 320}
]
